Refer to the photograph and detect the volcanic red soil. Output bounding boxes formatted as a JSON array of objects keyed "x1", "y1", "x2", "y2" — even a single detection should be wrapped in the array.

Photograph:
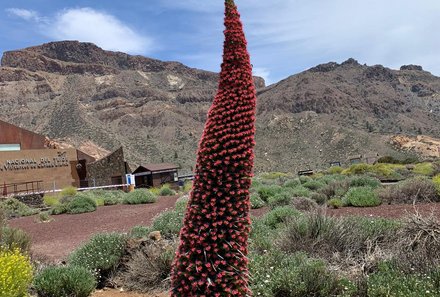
[{"x1": 9, "y1": 196, "x2": 181, "y2": 262}]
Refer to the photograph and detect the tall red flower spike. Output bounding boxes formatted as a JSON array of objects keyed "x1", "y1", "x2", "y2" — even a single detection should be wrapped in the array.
[{"x1": 170, "y1": 0, "x2": 257, "y2": 296}]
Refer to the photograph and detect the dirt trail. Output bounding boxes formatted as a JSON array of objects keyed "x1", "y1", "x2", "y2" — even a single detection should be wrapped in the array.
[{"x1": 9, "y1": 196, "x2": 179, "y2": 262}]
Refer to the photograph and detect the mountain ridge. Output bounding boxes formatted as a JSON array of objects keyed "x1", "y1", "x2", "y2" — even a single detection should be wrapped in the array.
[{"x1": 0, "y1": 41, "x2": 439, "y2": 173}]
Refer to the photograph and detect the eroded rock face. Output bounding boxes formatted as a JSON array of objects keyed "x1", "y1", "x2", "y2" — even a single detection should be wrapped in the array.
[
  {"x1": 401, "y1": 65, "x2": 424, "y2": 71},
  {"x1": 0, "y1": 41, "x2": 439, "y2": 173}
]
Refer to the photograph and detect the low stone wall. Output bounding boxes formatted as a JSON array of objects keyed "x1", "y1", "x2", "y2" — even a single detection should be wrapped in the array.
[{"x1": 14, "y1": 194, "x2": 44, "y2": 208}]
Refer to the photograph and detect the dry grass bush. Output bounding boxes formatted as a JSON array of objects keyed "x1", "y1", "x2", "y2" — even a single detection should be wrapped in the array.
[
  {"x1": 394, "y1": 212, "x2": 440, "y2": 273},
  {"x1": 379, "y1": 177, "x2": 439, "y2": 204},
  {"x1": 0, "y1": 208, "x2": 5, "y2": 227},
  {"x1": 291, "y1": 197, "x2": 318, "y2": 212},
  {"x1": 278, "y1": 212, "x2": 397, "y2": 277},
  {"x1": 318, "y1": 179, "x2": 350, "y2": 199},
  {"x1": 111, "y1": 238, "x2": 178, "y2": 293}
]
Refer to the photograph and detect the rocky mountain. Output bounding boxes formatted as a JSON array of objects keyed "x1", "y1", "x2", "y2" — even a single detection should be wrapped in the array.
[{"x1": 0, "y1": 41, "x2": 439, "y2": 173}]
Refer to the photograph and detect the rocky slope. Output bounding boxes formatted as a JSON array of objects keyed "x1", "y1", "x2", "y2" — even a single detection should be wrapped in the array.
[{"x1": 0, "y1": 42, "x2": 439, "y2": 173}]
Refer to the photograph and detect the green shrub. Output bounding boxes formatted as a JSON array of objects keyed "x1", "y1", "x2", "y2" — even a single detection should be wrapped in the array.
[
  {"x1": 182, "y1": 180, "x2": 193, "y2": 193},
  {"x1": 310, "y1": 192, "x2": 327, "y2": 204},
  {"x1": 250, "y1": 194, "x2": 265, "y2": 209},
  {"x1": 174, "y1": 196, "x2": 189, "y2": 213},
  {"x1": 69, "y1": 233, "x2": 126, "y2": 283},
  {"x1": 102, "y1": 196, "x2": 119, "y2": 206},
  {"x1": 43, "y1": 195, "x2": 60, "y2": 207},
  {"x1": 302, "y1": 180, "x2": 326, "y2": 191},
  {"x1": 267, "y1": 192, "x2": 292, "y2": 209},
  {"x1": 434, "y1": 175, "x2": 440, "y2": 196},
  {"x1": 328, "y1": 198, "x2": 343, "y2": 209},
  {"x1": 318, "y1": 174, "x2": 348, "y2": 184},
  {"x1": 328, "y1": 166, "x2": 343, "y2": 174},
  {"x1": 59, "y1": 195, "x2": 75, "y2": 205},
  {"x1": 151, "y1": 210, "x2": 184, "y2": 238},
  {"x1": 129, "y1": 226, "x2": 152, "y2": 239},
  {"x1": 81, "y1": 189, "x2": 123, "y2": 206},
  {"x1": 34, "y1": 265, "x2": 96, "y2": 297},
  {"x1": 350, "y1": 175, "x2": 381, "y2": 188},
  {"x1": 260, "y1": 172, "x2": 291, "y2": 180},
  {"x1": 0, "y1": 198, "x2": 38, "y2": 218},
  {"x1": 319, "y1": 179, "x2": 350, "y2": 199},
  {"x1": 342, "y1": 163, "x2": 371, "y2": 175},
  {"x1": 66, "y1": 195, "x2": 97, "y2": 214},
  {"x1": 94, "y1": 198, "x2": 105, "y2": 206},
  {"x1": 250, "y1": 251, "x2": 351, "y2": 297},
  {"x1": 60, "y1": 186, "x2": 77, "y2": 197},
  {"x1": 368, "y1": 262, "x2": 440, "y2": 297},
  {"x1": 342, "y1": 163, "x2": 400, "y2": 179},
  {"x1": 278, "y1": 213, "x2": 398, "y2": 260},
  {"x1": 261, "y1": 206, "x2": 301, "y2": 229},
  {"x1": 292, "y1": 197, "x2": 318, "y2": 212},
  {"x1": 123, "y1": 189, "x2": 157, "y2": 205},
  {"x1": 148, "y1": 187, "x2": 161, "y2": 196},
  {"x1": 0, "y1": 209, "x2": 5, "y2": 227},
  {"x1": 249, "y1": 218, "x2": 276, "y2": 252},
  {"x1": 0, "y1": 248, "x2": 33, "y2": 297},
  {"x1": 38, "y1": 211, "x2": 53, "y2": 223},
  {"x1": 343, "y1": 187, "x2": 381, "y2": 207},
  {"x1": 288, "y1": 186, "x2": 311, "y2": 198},
  {"x1": 413, "y1": 162, "x2": 434, "y2": 176},
  {"x1": 159, "y1": 184, "x2": 176, "y2": 196},
  {"x1": 379, "y1": 177, "x2": 439, "y2": 204},
  {"x1": 50, "y1": 203, "x2": 68, "y2": 215},
  {"x1": 283, "y1": 179, "x2": 301, "y2": 188},
  {"x1": 257, "y1": 185, "x2": 283, "y2": 202},
  {"x1": 299, "y1": 175, "x2": 312, "y2": 184}
]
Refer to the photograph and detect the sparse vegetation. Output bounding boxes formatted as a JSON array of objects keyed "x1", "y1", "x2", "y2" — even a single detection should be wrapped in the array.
[
  {"x1": 151, "y1": 210, "x2": 184, "y2": 238},
  {"x1": 123, "y1": 189, "x2": 157, "y2": 205},
  {"x1": 0, "y1": 248, "x2": 33, "y2": 297},
  {"x1": 413, "y1": 162, "x2": 435, "y2": 176},
  {"x1": 343, "y1": 186, "x2": 381, "y2": 207},
  {"x1": 327, "y1": 198, "x2": 343, "y2": 209},
  {"x1": 0, "y1": 198, "x2": 39, "y2": 218},
  {"x1": 66, "y1": 194, "x2": 97, "y2": 214},
  {"x1": 250, "y1": 193, "x2": 266, "y2": 209},
  {"x1": 379, "y1": 177, "x2": 439, "y2": 204},
  {"x1": 34, "y1": 265, "x2": 96, "y2": 297},
  {"x1": 60, "y1": 186, "x2": 77, "y2": 197},
  {"x1": 69, "y1": 233, "x2": 127, "y2": 285},
  {"x1": 159, "y1": 184, "x2": 176, "y2": 196}
]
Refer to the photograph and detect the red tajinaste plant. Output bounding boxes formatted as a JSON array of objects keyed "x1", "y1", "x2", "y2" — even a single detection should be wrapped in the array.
[{"x1": 170, "y1": 0, "x2": 257, "y2": 296}]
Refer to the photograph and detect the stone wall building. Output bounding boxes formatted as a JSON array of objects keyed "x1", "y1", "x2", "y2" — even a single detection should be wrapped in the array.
[
  {"x1": 86, "y1": 147, "x2": 129, "y2": 187},
  {"x1": 0, "y1": 120, "x2": 95, "y2": 195}
]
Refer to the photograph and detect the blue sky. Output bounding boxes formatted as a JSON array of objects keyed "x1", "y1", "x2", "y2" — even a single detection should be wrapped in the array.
[{"x1": 1, "y1": 0, "x2": 440, "y2": 84}]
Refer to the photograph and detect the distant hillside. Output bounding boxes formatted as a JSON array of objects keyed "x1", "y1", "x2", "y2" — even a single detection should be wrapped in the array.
[{"x1": 0, "y1": 42, "x2": 439, "y2": 173}]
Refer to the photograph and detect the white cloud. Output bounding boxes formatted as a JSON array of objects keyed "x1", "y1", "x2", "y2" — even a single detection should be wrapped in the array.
[
  {"x1": 48, "y1": 8, "x2": 152, "y2": 54},
  {"x1": 156, "y1": 0, "x2": 440, "y2": 81},
  {"x1": 253, "y1": 67, "x2": 271, "y2": 84},
  {"x1": 241, "y1": 0, "x2": 440, "y2": 79},
  {"x1": 6, "y1": 7, "x2": 152, "y2": 54},
  {"x1": 6, "y1": 8, "x2": 41, "y2": 22},
  {"x1": 157, "y1": 1, "x2": 221, "y2": 12}
]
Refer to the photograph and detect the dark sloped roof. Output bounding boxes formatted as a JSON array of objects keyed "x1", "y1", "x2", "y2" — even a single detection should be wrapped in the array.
[{"x1": 135, "y1": 163, "x2": 179, "y2": 172}]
